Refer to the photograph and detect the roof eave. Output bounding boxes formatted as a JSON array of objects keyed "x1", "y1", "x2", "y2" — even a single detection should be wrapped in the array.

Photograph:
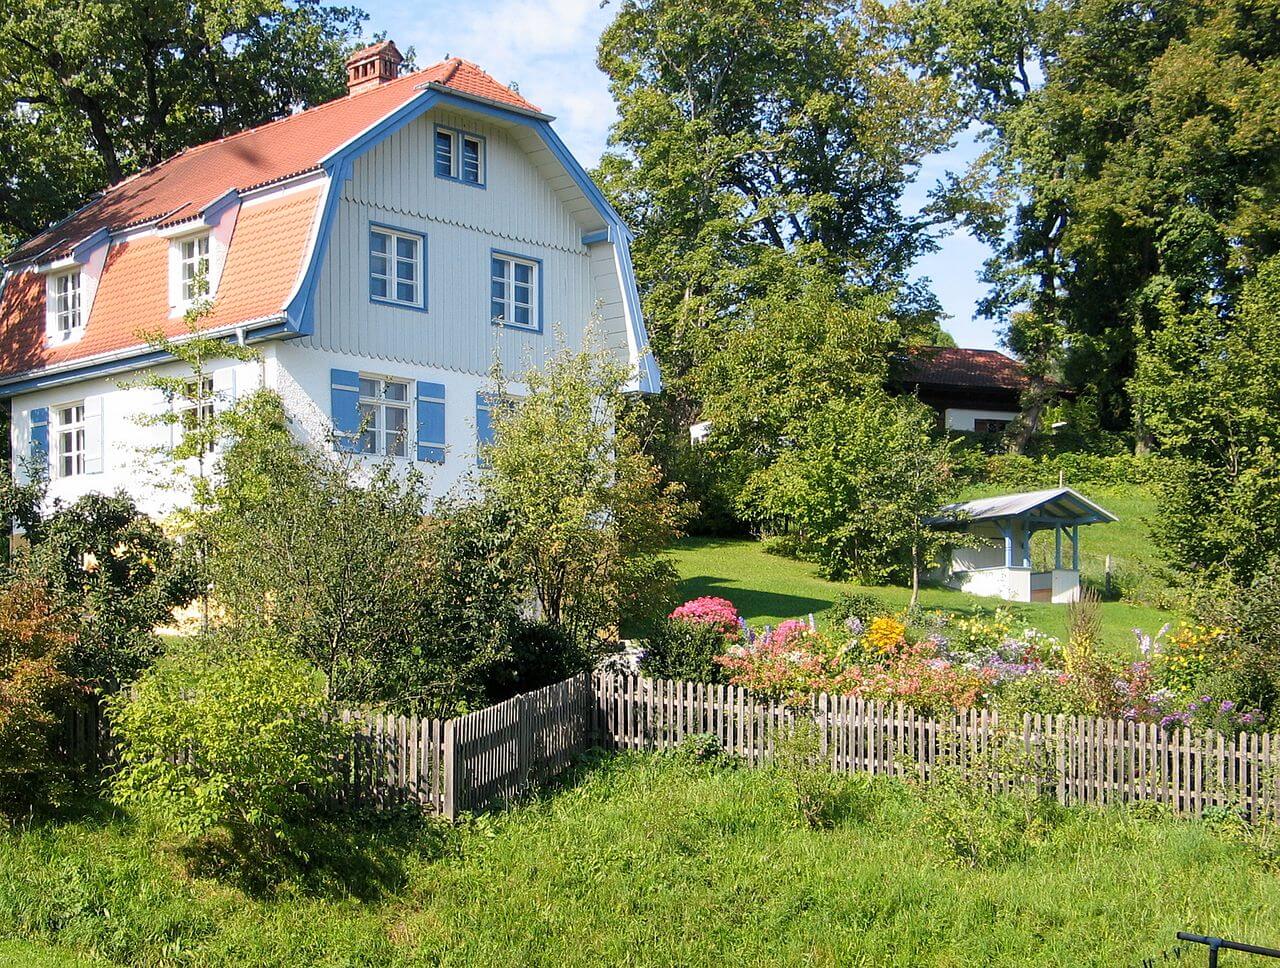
[{"x1": 418, "y1": 82, "x2": 554, "y2": 122}]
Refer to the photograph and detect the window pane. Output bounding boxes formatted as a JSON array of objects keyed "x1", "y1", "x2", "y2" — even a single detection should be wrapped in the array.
[
  {"x1": 396, "y1": 259, "x2": 415, "y2": 282},
  {"x1": 514, "y1": 263, "x2": 532, "y2": 284},
  {"x1": 491, "y1": 257, "x2": 507, "y2": 279},
  {"x1": 371, "y1": 277, "x2": 387, "y2": 298},
  {"x1": 491, "y1": 300, "x2": 505, "y2": 320},
  {"x1": 395, "y1": 236, "x2": 416, "y2": 260},
  {"x1": 396, "y1": 281, "x2": 415, "y2": 303},
  {"x1": 384, "y1": 382, "x2": 407, "y2": 402},
  {"x1": 435, "y1": 130, "x2": 454, "y2": 177},
  {"x1": 463, "y1": 138, "x2": 481, "y2": 183},
  {"x1": 370, "y1": 251, "x2": 387, "y2": 274},
  {"x1": 361, "y1": 429, "x2": 378, "y2": 454},
  {"x1": 514, "y1": 284, "x2": 530, "y2": 306},
  {"x1": 491, "y1": 280, "x2": 505, "y2": 300},
  {"x1": 515, "y1": 305, "x2": 530, "y2": 326},
  {"x1": 371, "y1": 232, "x2": 388, "y2": 254},
  {"x1": 359, "y1": 378, "x2": 377, "y2": 398},
  {"x1": 386, "y1": 407, "x2": 406, "y2": 432}
]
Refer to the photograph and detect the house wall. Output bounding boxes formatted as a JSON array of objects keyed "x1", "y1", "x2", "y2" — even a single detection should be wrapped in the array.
[
  {"x1": 8, "y1": 356, "x2": 265, "y2": 519},
  {"x1": 943, "y1": 407, "x2": 1021, "y2": 432},
  {"x1": 305, "y1": 106, "x2": 627, "y2": 377}
]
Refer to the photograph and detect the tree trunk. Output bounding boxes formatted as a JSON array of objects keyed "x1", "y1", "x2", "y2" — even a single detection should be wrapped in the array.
[{"x1": 909, "y1": 540, "x2": 920, "y2": 611}]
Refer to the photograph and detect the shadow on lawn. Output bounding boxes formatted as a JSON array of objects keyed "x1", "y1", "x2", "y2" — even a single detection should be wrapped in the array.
[
  {"x1": 678, "y1": 574, "x2": 834, "y2": 622},
  {"x1": 185, "y1": 804, "x2": 454, "y2": 901}
]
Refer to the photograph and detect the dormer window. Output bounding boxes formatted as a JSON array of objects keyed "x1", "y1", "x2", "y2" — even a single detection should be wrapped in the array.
[
  {"x1": 51, "y1": 270, "x2": 82, "y2": 340},
  {"x1": 434, "y1": 126, "x2": 485, "y2": 186},
  {"x1": 178, "y1": 234, "x2": 211, "y2": 306}
]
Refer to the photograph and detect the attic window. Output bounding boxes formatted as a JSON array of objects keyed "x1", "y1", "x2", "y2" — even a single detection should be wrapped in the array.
[
  {"x1": 50, "y1": 270, "x2": 82, "y2": 340},
  {"x1": 178, "y1": 234, "x2": 211, "y2": 306},
  {"x1": 434, "y1": 126, "x2": 485, "y2": 186}
]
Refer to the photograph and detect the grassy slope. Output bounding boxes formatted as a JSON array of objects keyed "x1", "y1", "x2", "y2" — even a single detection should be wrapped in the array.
[
  {"x1": 2, "y1": 757, "x2": 1278, "y2": 967},
  {"x1": 669, "y1": 537, "x2": 1180, "y2": 652}
]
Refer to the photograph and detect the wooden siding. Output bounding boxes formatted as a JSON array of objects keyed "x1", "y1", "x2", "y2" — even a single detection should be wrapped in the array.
[{"x1": 307, "y1": 107, "x2": 625, "y2": 374}]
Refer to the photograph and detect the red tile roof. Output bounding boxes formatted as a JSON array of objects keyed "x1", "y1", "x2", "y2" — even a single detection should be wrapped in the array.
[
  {"x1": 0, "y1": 56, "x2": 538, "y2": 382},
  {"x1": 900, "y1": 346, "x2": 1031, "y2": 391},
  {"x1": 0, "y1": 187, "x2": 321, "y2": 379},
  {"x1": 7, "y1": 58, "x2": 539, "y2": 264}
]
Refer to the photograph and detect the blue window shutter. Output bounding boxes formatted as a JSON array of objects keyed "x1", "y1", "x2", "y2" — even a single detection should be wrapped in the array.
[
  {"x1": 416, "y1": 381, "x2": 446, "y2": 463},
  {"x1": 29, "y1": 407, "x2": 49, "y2": 460},
  {"x1": 475, "y1": 392, "x2": 494, "y2": 466},
  {"x1": 330, "y1": 369, "x2": 361, "y2": 452}
]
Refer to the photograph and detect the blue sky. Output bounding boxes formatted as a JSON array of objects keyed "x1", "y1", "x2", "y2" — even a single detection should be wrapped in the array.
[{"x1": 366, "y1": 0, "x2": 999, "y2": 350}]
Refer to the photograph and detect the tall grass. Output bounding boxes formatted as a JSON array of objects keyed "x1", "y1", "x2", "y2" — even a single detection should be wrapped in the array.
[{"x1": 1, "y1": 755, "x2": 1277, "y2": 966}]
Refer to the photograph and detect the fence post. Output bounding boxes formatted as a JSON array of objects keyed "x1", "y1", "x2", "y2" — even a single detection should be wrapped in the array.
[{"x1": 443, "y1": 718, "x2": 459, "y2": 822}]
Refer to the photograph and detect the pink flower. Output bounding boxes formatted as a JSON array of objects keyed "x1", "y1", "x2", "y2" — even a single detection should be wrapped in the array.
[{"x1": 670, "y1": 596, "x2": 740, "y2": 638}]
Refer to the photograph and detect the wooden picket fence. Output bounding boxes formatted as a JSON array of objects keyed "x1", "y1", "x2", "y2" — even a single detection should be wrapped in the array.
[
  {"x1": 62, "y1": 670, "x2": 1280, "y2": 821},
  {"x1": 593, "y1": 674, "x2": 1280, "y2": 817}
]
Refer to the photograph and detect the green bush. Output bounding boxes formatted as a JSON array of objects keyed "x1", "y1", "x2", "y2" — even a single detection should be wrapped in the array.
[
  {"x1": 482, "y1": 620, "x2": 591, "y2": 703},
  {"x1": 828, "y1": 591, "x2": 888, "y2": 628},
  {"x1": 639, "y1": 619, "x2": 730, "y2": 683},
  {"x1": 109, "y1": 644, "x2": 349, "y2": 860},
  {"x1": 4, "y1": 489, "x2": 197, "y2": 689},
  {"x1": 773, "y1": 716, "x2": 871, "y2": 829}
]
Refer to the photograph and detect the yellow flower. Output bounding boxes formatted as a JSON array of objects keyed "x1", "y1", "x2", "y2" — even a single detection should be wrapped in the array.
[{"x1": 864, "y1": 617, "x2": 907, "y2": 654}]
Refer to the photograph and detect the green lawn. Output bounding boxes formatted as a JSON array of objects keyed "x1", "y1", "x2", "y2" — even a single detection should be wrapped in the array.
[
  {"x1": 2, "y1": 756, "x2": 1276, "y2": 967},
  {"x1": 668, "y1": 537, "x2": 1181, "y2": 652}
]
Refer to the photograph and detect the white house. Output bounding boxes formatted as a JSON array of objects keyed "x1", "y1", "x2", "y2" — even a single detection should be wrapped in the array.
[
  {"x1": 927, "y1": 487, "x2": 1117, "y2": 603},
  {"x1": 0, "y1": 42, "x2": 659, "y2": 516}
]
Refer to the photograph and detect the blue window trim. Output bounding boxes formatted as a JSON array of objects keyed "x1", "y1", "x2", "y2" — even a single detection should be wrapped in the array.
[
  {"x1": 368, "y1": 221, "x2": 428, "y2": 313},
  {"x1": 416, "y1": 380, "x2": 446, "y2": 464},
  {"x1": 489, "y1": 248, "x2": 543, "y2": 333},
  {"x1": 432, "y1": 123, "x2": 487, "y2": 189}
]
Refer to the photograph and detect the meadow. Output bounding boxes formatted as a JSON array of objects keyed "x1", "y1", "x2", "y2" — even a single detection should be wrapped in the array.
[{"x1": 1, "y1": 754, "x2": 1276, "y2": 967}]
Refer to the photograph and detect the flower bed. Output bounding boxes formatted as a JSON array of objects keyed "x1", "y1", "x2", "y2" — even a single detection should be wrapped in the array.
[{"x1": 656, "y1": 596, "x2": 1271, "y2": 736}]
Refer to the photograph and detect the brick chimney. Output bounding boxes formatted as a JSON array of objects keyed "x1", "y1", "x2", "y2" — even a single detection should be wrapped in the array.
[{"x1": 345, "y1": 41, "x2": 403, "y2": 96}]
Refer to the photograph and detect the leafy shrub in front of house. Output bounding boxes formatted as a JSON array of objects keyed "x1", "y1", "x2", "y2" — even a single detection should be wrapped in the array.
[
  {"x1": 109, "y1": 642, "x2": 349, "y2": 861},
  {"x1": 640, "y1": 618, "x2": 733, "y2": 684},
  {"x1": 0, "y1": 579, "x2": 80, "y2": 816},
  {"x1": 483, "y1": 620, "x2": 592, "y2": 703},
  {"x1": 3, "y1": 484, "x2": 197, "y2": 689},
  {"x1": 827, "y1": 591, "x2": 888, "y2": 630}
]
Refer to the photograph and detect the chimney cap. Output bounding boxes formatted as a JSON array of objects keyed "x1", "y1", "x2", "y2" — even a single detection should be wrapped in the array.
[{"x1": 345, "y1": 40, "x2": 404, "y2": 95}]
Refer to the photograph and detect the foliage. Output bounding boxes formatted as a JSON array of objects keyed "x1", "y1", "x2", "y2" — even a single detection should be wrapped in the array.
[
  {"x1": 109, "y1": 643, "x2": 348, "y2": 858},
  {"x1": 773, "y1": 715, "x2": 858, "y2": 829},
  {"x1": 209, "y1": 391, "x2": 521, "y2": 717},
  {"x1": 482, "y1": 621, "x2": 591, "y2": 705},
  {"x1": 1134, "y1": 255, "x2": 1280, "y2": 584},
  {"x1": 912, "y1": 729, "x2": 1063, "y2": 868},
  {"x1": 1063, "y1": 588, "x2": 1102, "y2": 676},
  {"x1": 0, "y1": 0, "x2": 365, "y2": 252},
  {"x1": 908, "y1": 0, "x2": 1280, "y2": 442},
  {"x1": 481, "y1": 340, "x2": 692, "y2": 646},
  {"x1": 669, "y1": 732, "x2": 728, "y2": 769},
  {"x1": 828, "y1": 591, "x2": 890, "y2": 629},
  {"x1": 0, "y1": 579, "x2": 79, "y2": 816},
  {"x1": 639, "y1": 618, "x2": 732, "y2": 684},
  {"x1": 717, "y1": 621, "x2": 850, "y2": 702},
  {"x1": 6, "y1": 487, "x2": 197, "y2": 689},
  {"x1": 740, "y1": 390, "x2": 956, "y2": 588}
]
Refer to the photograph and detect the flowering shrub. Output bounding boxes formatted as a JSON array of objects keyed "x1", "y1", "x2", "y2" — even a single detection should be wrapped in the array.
[
  {"x1": 862, "y1": 617, "x2": 907, "y2": 655},
  {"x1": 1147, "y1": 624, "x2": 1224, "y2": 702},
  {"x1": 1159, "y1": 696, "x2": 1266, "y2": 734},
  {"x1": 841, "y1": 640, "x2": 992, "y2": 717},
  {"x1": 716, "y1": 623, "x2": 848, "y2": 703},
  {"x1": 669, "y1": 597, "x2": 741, "y2": 639}
]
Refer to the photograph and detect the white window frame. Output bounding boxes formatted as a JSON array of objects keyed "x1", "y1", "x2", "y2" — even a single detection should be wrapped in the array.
[
  {"x1": 48, "y1": 269, "x2": 83, "y2": 341},
  {"x1": 54, "y1": 402, "x2": 86, "y2": 478},
  {"x1": 357, "y1": 375, "x2": 411, "y2": 458},
  {"x1": 175, "y1": 233, "x2": 211, "y2": 308},
  {"x1": 180, "y1": 376, "x2": 217, "y2": 454},
  {"x1": 490, "y1": 253, "x2": 539, "y2": 330},
  {"x1": 434, "y1": 125, "x2": 485, "y2": 186},
  {"x1": 369, "y1": 226, "x2": 424, "y2": 309}
]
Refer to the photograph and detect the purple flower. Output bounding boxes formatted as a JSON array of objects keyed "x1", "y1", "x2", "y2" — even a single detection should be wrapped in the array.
[{"x1": 1220, "y1": 699, "x2": 1235, "y2": 713}]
